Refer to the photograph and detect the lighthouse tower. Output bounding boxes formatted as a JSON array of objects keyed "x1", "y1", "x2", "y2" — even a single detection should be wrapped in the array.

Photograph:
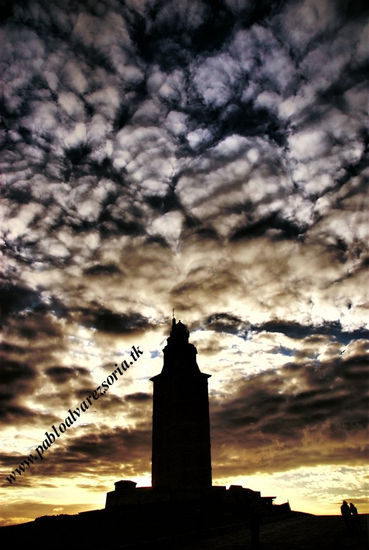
[{"x1": 150, "y1": 318, "x2": 212, "y2": 490}]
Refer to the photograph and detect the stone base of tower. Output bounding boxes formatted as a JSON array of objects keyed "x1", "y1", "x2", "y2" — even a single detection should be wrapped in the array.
[
  {"x1": 103, "y1": 479, "x2": 291, "y2": 550},
  {"x1": 105, "y1": 479, "x2": 276, "y2": 511},
  {"x1": 102, "y1": 479, "x2": 286, "y2": 547}
]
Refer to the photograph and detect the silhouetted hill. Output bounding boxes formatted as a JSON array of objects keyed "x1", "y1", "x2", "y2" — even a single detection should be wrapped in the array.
[
  {"x1": 176, "y1": 512, "x2": 369, "y2": 550},
  {"x1": 1, "y1": 510, "x2": 367, "y2": 549}
]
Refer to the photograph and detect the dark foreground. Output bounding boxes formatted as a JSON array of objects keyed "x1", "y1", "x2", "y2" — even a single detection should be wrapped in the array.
[
  {"x1": 1, "y1": 510, "x2": 367, "y2": 549},
  {"x1": 177, "y1": 513, "x2": 368, "y2": 550}
]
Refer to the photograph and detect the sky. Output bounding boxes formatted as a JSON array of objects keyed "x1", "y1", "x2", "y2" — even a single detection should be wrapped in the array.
[{"x1": 0, "y1": 0, "x2": 368, "y2": 526}]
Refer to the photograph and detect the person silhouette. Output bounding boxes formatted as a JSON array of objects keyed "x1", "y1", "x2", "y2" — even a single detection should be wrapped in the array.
[
  {"x1": 349, "y1": 502, "x2": 360, "y2": 532},
  {"x1": 340, "y1": 500, "x2": 351, "y2": 533}
]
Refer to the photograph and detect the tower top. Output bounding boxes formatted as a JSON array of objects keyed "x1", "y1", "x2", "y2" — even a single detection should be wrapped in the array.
[
  {"x1": 150, "y1": 317, "x2": 210, "y2": 379},
  {"x1": 169, "y1": 317, "x2": 189, "y2": 345}
]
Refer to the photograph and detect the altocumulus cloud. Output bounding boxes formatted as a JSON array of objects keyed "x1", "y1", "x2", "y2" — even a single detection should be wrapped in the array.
[{"x1": 0, "y1": 0, "x2": 368, "y2": 522}]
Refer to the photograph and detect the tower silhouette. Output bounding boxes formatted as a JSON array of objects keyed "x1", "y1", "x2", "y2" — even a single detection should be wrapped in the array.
[
  {"x1": 105, "y1": 317, "x2": 275, "y2": 520},
  {"x1": 150, "y1": 318, "x2": 212, "y2": 489}
]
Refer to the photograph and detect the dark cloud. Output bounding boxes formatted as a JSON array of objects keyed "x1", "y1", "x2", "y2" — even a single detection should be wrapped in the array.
[
  {"x1": 125, "y1": 392, "x2": 151, "y2": 402},
  {"x1": 0, "y1": 402, "x2": 58, "y2": 426},
  {"x1": 0, "y1": 309, "x2": 71, "y2": 425},
  {"x1": 335, "y1": 0, "x2": 369, "y2": 19},
  {"x1": 0, "y1": 0, "x2": 13, "y2": 23},
  {"x1": 0, "y1": 283, "x2": 43, "y2": 319},
  {"x1": 211, "y1": 351, "x2": 369, "y2": 475},
  {"x1": 126, "y1": 1, "x2": 230, "y2": 68},
  {"x1": 0, "y1": 402, "x2": 35, "y2": 424},
  {"x1": 0, "y1": 363, "x2": 59, "y2": 424},
  {"x1": 8, "y1": 313, "x2": 63, "y2": 340},
  {"x1": 205, "y1": 313, "x2": 369, "y2": 345},
  {"x1": 0, "y1": 360, "x2": 35, "y2": 385},
  {"x1": 0, "y1": 342, "x2": 28, "y2": 354},
  {"x1": 83, "y1": 263, "x2": 121, "y2": 276},
  {"x1": 45, "y1": 366, "x2": 90, "y2": 384},
  {"x1": 230, "y1": 212, "x2": 307, "y2": 241},
  {"x1": 205, "y1": 313, "x2": 247, "y2": 335},
  {"x1": 256, "y1": 320, "x2": 369, "y2": 344},
  {"x1": 0, "y1": 282, "x2": 68, "y2": 323},
  {"x1": 0, "y1": 360, "x2": 38, "y2": 423},
  {"x1": 78, "y1": 308, "x2": 151, "y2": 334},
  {"x1": 74, "y1": 388, "x2": 127, "y2": 413},
  {"x1": 203, "y1": 315, "x2": 369, "y2": 345}
]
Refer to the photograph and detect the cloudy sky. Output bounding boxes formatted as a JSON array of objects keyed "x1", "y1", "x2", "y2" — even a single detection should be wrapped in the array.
[{"x1": 1, "y1": 0, "x2": 368, "y2": 525}]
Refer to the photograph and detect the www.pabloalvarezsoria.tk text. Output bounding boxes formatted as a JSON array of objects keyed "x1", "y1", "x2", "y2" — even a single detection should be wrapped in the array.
[{"x1": 6, "y1": 345, "x2": 143, "y2": 484}]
